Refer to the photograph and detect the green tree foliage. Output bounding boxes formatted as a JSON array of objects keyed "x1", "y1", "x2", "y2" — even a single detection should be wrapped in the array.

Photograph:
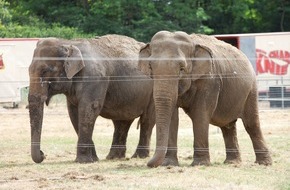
[
  {"x1": 0, "y1": 0, "x2": 11, "y2": 26},
  {"x1": 0, "y1": 0, "x2": 91, "y2": 38},
  {"x1": 206, "y1": 0, "x2": 290, "y2": 34},
  {"x1": 1, "y1": 0, "x2": 289, "y2": 41}
]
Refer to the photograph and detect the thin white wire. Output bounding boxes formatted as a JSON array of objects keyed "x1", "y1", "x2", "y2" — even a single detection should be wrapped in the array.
[
  {"x1": 1, "y1": 55, "x2": 289, "y2": 82},
  {"x1": 1, "y1": 74, "x2": 276, "y2": 84},
  {"x1": 0, "y1": 140, "x2": 282, "y2": 153},
  {"x1": 31, "y1": 57, "x2": 259, "y2": 61}
]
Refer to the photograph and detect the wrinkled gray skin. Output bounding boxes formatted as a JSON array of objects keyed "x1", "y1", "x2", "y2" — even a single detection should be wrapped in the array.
[
  {"x1": 28, "y1": 35, "x2": 155, "y2": 163},
  {"x1": 139, "y1": 31, "x2": 272, "y2": 167}
]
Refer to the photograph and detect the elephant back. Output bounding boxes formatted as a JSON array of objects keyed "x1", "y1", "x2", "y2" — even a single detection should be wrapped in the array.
[
  {"x1": 92, "y1": 34, "x2": 145, "y2": 60},
  {"x1": 190, "y1": 33, "x2": 255, "y2": 76}
]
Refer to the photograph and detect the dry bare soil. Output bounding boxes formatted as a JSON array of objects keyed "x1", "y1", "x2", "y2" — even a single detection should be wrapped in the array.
[{"x1": 0, "y1": 103, "x2": 289, "y2": 190}]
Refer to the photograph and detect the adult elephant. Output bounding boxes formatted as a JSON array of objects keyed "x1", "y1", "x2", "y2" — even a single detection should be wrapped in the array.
[
  {"x1": 28, "y1": 35, "x2": 155, "y2": 163},
  {"x1": 139, "y1": 31, "x2": 272, "y2": 167}
]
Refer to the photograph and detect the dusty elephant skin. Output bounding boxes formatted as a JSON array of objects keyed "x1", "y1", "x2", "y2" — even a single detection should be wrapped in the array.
[
  {"x1": 139, "y1": 31, "x2": 272, "y2": 167},
  {"x1": 28, "y1": 35, "x2": 155, "y2": 163}
]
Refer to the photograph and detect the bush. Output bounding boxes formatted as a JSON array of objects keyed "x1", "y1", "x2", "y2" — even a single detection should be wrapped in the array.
[{"x1": 0, "y1": 23, "x2": 92, "y2": 39}]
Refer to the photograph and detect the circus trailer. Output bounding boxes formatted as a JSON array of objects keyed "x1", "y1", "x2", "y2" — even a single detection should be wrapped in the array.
[
  {"x1": 214, "y1": 32, "x2": 290, "y2": 108},
  {"x1": 0, "y1": 39, "x2": 38, "y2": 107}
]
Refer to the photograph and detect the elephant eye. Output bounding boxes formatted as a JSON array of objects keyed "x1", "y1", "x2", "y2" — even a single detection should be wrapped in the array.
[
  {"x1": 179, "y1": 62, "x2": 186, "y2": 72},
  {"x1": 41, "y1": 66, "x2": 54, "y2": 76},
  {"x1": 149, "y1": 62, "x2": 153, "y2": 70},
  {"x1": 41, "y1": 69, "x2": 49, "y2": 76}
]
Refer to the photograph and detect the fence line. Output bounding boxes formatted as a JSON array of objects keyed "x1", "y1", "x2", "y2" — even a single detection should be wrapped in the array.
[{"x1": 257, "y1": 77, "x2": 290, "y2": 108}]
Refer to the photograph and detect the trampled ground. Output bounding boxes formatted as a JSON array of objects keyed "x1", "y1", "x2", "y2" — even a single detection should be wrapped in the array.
[{"x1": 0, "y1": 102, "x2": 289, "y2": 189}]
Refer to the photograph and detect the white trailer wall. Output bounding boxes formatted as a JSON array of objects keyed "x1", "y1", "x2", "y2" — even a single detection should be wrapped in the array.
[{"x1": 0, "y1": 39, "x2": 38, "y2": 104}]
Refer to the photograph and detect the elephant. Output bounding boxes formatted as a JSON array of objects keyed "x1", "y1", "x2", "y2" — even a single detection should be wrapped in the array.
[
  {"x1": 138, "y1": 31, "x2": 272, "y2": 167},
  {"x1": 28, "y1": 34, "x2": 155, "y2": 163}
]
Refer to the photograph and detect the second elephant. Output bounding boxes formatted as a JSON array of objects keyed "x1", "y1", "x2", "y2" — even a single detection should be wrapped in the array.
[
  {"x1": 139, "y1": 31, "x2": 272, "y2": 167},
  {"x1": 28, "y1": 35, "x2": 155, "y2": 163}
]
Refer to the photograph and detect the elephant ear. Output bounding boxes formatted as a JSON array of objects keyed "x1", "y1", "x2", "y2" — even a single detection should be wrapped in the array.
[
  {"x1": 195, "y1": 44, "x2": 213, "y2": 58},
  {"x1": 61, "y1": 45, "x2": 85, "y2": 79},
  {"x1": 192, "y1": 44, "x2": 214, "y2": 76},
  {"x1": 138, "y1": 44, "x2": 151, "y2": 76}
]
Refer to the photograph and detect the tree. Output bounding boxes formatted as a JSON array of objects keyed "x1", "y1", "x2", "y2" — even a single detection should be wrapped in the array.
[
  {"x1": 0, "y1": 0, "x2": 12, "y2": 27},
  {"x1": 205, "y1": 0, "x2": 290, "y2": 34},
  {"x1": 1, "y1": 0, "x2": 288, "y2": 39},
  {"x1": 1, "y1": 0, "x2": 89, "y2": 38}
]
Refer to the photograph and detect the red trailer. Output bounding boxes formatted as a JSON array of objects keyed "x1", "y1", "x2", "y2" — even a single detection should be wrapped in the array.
[{"x1": 214, "y1": 32, "x2": 290, "y2": 108}]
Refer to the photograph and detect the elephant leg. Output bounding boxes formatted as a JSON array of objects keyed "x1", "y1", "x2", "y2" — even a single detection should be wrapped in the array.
[
  {"x1": 106, "y1": 120, "x2": 133, "y2": 159},
  {"x1": 75, "y1": 80, "x2": 109, "y2": 163},
  {"x1": 162, "y1": 107, "x2": 179, "y2": 166},
  {"x1": 220, "y1": 121, "x2": 241, "y2": 164},
  {"x1": 67, "y1": 100, "x2": 98, "y2": 162},
  {"x1": 188, "y1": 80, "x2": 221, "y2": 166},
  {"x1": 242, "y1": 92, "x2": 272, "y2": 165},
  {"x1": 188, "y1": 88, "x2": 218, "y2": 166},
  {"x1": 191, "y1": 116, "x2": 210, "y2": 166},
  {"x1": 131, "y1": 117, "x2": 152, "y2": 158},
  {"x1": 67, "y1": 100, "x2": 79, "y2": 134},
  {"x1": 132, "y1": 102, "x2": 155, "y2": 159},
  {"x1": 75, "y1": 101, "x2": 103, "y2": 163}
]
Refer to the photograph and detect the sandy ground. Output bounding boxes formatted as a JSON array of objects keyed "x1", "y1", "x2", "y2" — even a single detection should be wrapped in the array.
[{"x1": 0, "y1": 102, "x2": 289, "y2": 189}]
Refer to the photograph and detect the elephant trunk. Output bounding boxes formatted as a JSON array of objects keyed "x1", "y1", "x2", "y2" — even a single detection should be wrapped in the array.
[
  {"x1": 147, "y1": 80, "x2": 178, "y2": 167},
  {"x1": 28, "y1": 82, "x2": 48, "y2": 163}
]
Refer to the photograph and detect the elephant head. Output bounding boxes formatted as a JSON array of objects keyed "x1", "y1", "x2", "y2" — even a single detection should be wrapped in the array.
[
  {"x1": 28, "y1": 38, "x2": 84, "y2": 163},
  {"x1": 139, "y1": 31, "x2": 214, "y2": 167}
]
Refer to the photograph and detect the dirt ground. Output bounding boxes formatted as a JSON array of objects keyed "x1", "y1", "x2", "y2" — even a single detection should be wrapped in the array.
[{"x1": 0, "y1": 102, "x2": 289, "y2": 189}]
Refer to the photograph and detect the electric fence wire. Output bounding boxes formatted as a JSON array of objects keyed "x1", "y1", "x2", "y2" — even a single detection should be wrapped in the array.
[{"x1": 0, "y1": 57, "x2": 289, "y2": 170}]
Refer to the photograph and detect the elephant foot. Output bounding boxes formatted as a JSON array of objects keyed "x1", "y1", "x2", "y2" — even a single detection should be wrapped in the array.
[
  {"x1": 131, "y1": 148, "x2": 149, "y2": 158},
  {"x1": 92, "y1": 155, "x2": 99, "y2": 162},
  {"x1": 224, "y1": 158, "x2": 241, "y2": 165},
  {"x1": 76, "y1": 146, "x2": 99, "y2": 163},
  {"x1": 191, "y1": 160, "x2": 211, "y2": 166},
  {"x1": 191, "y1": 157, "x2": 211, "y2": 166},
  {"x1": 106, "y1": 148, "x2": 126, "y2": 160},
  {"x1": 224, "y1": 152, "x2": 241, "y2": 165},
  {"x1": 255, "y1": 153, "x2": 272, "y2": 166},
  {"x1": 92, "y1": 148, "x2": 99, "y2": 161},
  {"x1": 75, "y1": 155, "x2": 98, "y2": 163},
  {"x1": 162, "y1": 157, "x2": 179, "y2": 166}
]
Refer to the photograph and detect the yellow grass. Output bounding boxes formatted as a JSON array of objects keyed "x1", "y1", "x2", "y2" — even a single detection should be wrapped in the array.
[{"x1": 0, "y1": 102, "x2": 289, "y2": 190}]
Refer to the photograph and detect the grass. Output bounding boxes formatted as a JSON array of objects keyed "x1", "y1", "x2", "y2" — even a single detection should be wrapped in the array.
[{"x1": 0, "y1": 103, "x2": 289, "y2": 189}]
